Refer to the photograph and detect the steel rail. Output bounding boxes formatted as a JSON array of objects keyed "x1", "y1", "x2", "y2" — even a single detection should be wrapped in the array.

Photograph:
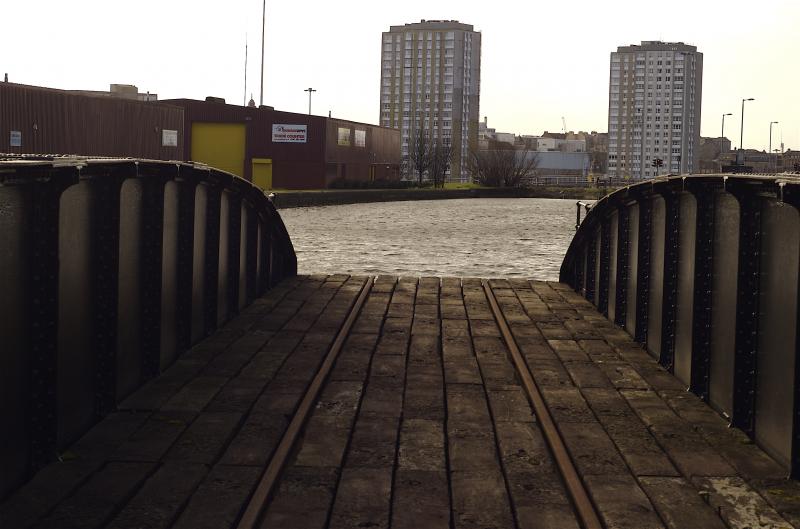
[
  {"x1": 482, "y1": 280, "x2": 603, "y2": 529},
  {"x1": 236, "y1": 276, "x2": 375, "y2": 529}
]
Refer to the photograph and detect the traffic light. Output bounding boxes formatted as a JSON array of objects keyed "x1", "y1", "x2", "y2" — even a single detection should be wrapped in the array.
[{"x1": 651, "y1": 158, "x2": 664, "y2": 168}]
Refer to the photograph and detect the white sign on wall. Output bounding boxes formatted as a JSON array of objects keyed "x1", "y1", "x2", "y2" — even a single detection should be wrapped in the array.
[
  {"x1": 355, "y1": 130, "x2": 366, "y2": 148},
  {"x1": 272, "y1": 124, "x2": 307, "y2": 143},
  {"x1": 10, "y1": 130, "x2": 21, "y2": 147},
  {"x1": 162, "y1": 129, "x2": 178, "y2": 147}
]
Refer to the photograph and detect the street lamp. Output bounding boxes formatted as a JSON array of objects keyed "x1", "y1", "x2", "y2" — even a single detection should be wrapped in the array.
[
  {"x1": 740, "y1": 98, "x2": 755, "y2": 164},
  {"x1": 304, "y1": 87, "x2": 316, "y2": 115},
  {"x1": 721, "y1": 113, "x2": 732, "y2": 172},
  {"x1": 769, "y1": 121, "x2": 779, "y2": 172}
]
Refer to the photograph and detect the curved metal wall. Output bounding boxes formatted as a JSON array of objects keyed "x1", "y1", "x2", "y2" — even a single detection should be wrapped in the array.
[
  {"x1": 160, "y1": 181, "x2": 180, "y2": 369},
  {"x1": 674, "y1": 193, "x2": 697, "y2": 387},
  {"x1": 0, "y1": 187, "x2": 30, "y2": 501},
  {"x1": 646, "y1": 195, "x2": 666, "y2": 358},
  {"x1": 0, "y1": 158, "x2": 297, "y2": 499},
  {"x1": 756, "y1": 201, "x2": 800, "y2": 467},
  {"x1": 561, "y1": 174, "x2": 800, "y2": 476},
  {"x1": 117, "y1": 179, "x2": 143, "y2": 400},
  {"x1": 709, "y1": 193, "x2": 740, "y2": 417}
]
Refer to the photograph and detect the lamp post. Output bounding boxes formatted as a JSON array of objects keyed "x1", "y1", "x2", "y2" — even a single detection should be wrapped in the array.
[
  {"x1": 721, "y1": 113, "x2": 732, "y2": 172},
  {"x1": 304, "y1": 87, "x2": 316, "y2": 115},
  {"x1": 740, "y1": 98, "x2": 754, "y2": 164},
  {"x1": 769, "y1": 121, "x2": 779, "y2": 172}
]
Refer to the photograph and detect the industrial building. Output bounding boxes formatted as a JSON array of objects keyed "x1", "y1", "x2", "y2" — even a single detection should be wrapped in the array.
[
  {"x1": 164, "y1": 99, "x2": 400, "y2": 189},
  {"x1": 0, "y1": 82, "x2": 183, "y2": 160},
  {"x1": 1, "y1": 82, "x2": 400, "y2": 189}
]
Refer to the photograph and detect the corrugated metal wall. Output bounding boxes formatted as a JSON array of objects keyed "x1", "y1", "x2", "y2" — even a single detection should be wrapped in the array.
[
  {"x1": 325, "y1": 117, "x2": 402, "y2": 185},
  {"x1": 0, "y1": 83, "x2": 184, "y2": 159},
  {"x1": 0, "y1": 85, "x2": 400, "y2": 189}
]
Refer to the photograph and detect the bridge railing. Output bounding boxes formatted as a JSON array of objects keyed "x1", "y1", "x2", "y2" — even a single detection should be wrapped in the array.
[
  {"x1": 560, "y1": 173, "x2": 800, "y2": 478},
  {"x1": 0, "y1": 158, "x2": 296, "y2": 498}
]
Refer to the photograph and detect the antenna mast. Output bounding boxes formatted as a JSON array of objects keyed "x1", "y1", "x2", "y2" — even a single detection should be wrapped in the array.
[
  {"x1": 244, "y1": 34, "x2": 248, "y2": 106},
  {"x1": 259, "y1": 0, "x2": 266, "y2": 106}
]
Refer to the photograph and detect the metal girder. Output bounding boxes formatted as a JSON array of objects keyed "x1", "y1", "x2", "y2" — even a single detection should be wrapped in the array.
[
  {"x1": 688, "y1": 184, "x2": 717, "y2": 400},
  {"x1": 88, "y1": 168, "x2": 125, "y2": 418},
  {"x1": 598, "y1": 218, "x2": 611, "y2": 316},
  {"x1": 635, "y1": 197, "x2": 652, "y2": 343},
  {"x1": 730, "y1": 188, "x2": 762, "y2": 436},
  {"x1": 227, "y1": 193, "x2": 243, "y2": 316},
  {"x1": 27, "y1": 168, "x2": 77, "y2": 471},
  {"x1": 585, "y1": 230, "x2": 597, "y2": 303},
  {"x1": 777, "y1": 184, "x2": 800, "y2": 478},
  {"x1": 614, "y1": 206, "x2": 630, "y2": 328},
  {"x1": 246, "y1": 202, "x2": 260, "y2": 305},
  {"x1": 203, "y1": 177, "x2": 223, "y2": 337},
  {"x1": 659, "y1": 191, "x2": 681, "y2": 371},
  {"x1": 176, "y1": 174, "x2": 199, "y2": 354},
  {"x1": 139, "y1": 172, "x2": 168, "y2": 379}
]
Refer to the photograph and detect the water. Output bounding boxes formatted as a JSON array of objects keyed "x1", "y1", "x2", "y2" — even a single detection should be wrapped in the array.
[{"x1": 280, "y1": 198, "x2": 577, "y2": 280}]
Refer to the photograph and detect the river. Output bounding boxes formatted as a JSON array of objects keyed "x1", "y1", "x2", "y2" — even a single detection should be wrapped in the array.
[{"x1": 279, "y1": 198, "x2": 578, "y2": 281}]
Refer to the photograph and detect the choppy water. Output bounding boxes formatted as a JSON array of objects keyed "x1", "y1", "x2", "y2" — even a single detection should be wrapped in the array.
[{"x1": 280, "y1": 198, "x2": 577, "y2": 280}]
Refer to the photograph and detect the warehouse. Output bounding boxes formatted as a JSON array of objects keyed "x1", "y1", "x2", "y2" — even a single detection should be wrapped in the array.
[
  {"x1": 1, "y1": 82, "x2": 401, "y2": 190},
  {"x1": 163, "y1": 98, "x2": 400, "y2": 190},
  {"x1": 0, "y1": 82, "x2": 184, "y2": 160}
]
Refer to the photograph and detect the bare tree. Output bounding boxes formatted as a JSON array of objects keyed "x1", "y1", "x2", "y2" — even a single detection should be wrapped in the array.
[
  {"x1": 468, "y1": 140, "x2": 539, "y2": 187},
  {"x1": 429, "y1": 140, "x2": 453, "y2": 188},
  {"x1": 406, "y1": 127, "x2": 433, "y2": 185}
]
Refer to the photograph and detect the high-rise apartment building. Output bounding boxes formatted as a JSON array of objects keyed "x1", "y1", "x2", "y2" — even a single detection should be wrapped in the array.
[
  {"x1": 380, "y1": 20, "x2": 481, "y2": 182},
  {"x1": 607, "y1": 41, "x2": 703, "y2": 179}
]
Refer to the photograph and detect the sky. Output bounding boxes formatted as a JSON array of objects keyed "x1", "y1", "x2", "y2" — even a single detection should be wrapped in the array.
[{"x1": 3, "y1": 0, "x2": 799, "y2": 152}]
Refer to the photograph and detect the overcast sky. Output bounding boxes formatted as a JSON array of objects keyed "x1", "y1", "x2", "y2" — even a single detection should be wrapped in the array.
[{"x1": 4, "y1": 0, "x2": 798, "y2": 151}]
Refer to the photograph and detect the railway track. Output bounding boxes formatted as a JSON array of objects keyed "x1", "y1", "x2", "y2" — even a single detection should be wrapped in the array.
[
  {"x1": 236, "y1": 276, "x2": 605, "y2": 529},
  {"x1": 4, "y1": 274, "x2": 792, "y2": 529}
]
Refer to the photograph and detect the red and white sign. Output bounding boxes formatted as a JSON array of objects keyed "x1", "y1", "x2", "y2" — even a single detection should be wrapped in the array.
[{"x1": 272, "y1": 124, "x2": 307, "y2": 143}]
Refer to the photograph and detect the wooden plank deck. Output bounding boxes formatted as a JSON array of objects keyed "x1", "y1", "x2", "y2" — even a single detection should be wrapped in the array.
[{"x1": 2, "y1": 275, "x2": 799, "y2": 529}]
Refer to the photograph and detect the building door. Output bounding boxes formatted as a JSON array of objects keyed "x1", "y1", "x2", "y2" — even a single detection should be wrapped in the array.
[
  {"x1": 252, "y1": 158, "x2": 272, "y2": 190},
  {"x1": 190, "y1": 122, "x2": 246, "y2": 177}
]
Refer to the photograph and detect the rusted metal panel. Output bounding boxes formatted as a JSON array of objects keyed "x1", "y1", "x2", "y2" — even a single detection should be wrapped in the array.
[{"x1": 0, "y1": 83, "x2": 184, "y2": 159}]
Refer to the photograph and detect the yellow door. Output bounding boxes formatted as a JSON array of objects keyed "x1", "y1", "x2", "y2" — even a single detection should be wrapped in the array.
[
  {"x1": 190, "y1": 122, "x2": 246, "y2": 177},
  {"x1": 252, "y1": 158, "x2": 273, "y2": 190}
]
